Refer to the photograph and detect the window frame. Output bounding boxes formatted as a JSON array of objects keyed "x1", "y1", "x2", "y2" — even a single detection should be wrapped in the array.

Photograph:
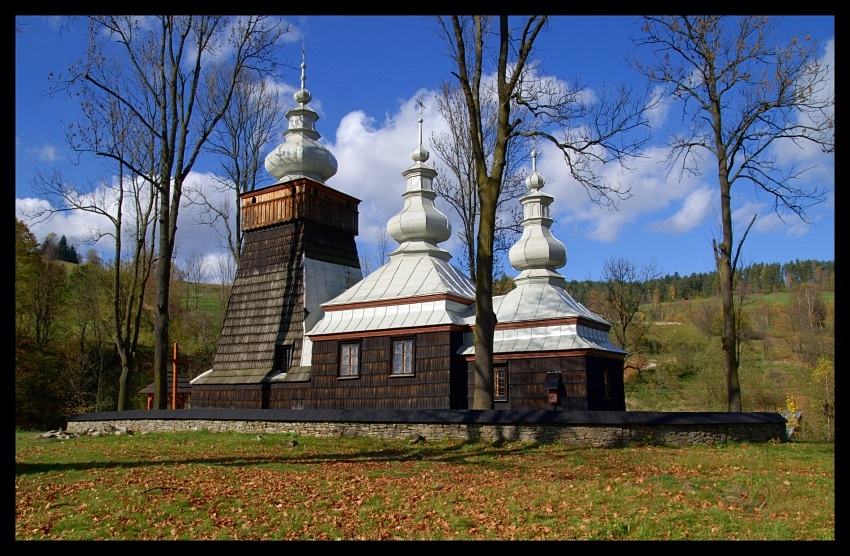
[
  {"x1": 494, "y1": 363, "x2": 508, "y2": 402},
  {"x1": 273, "y1": 343, "x2": 293, "y2": 374},
  {"x1": 390, "y1": 337, "x2": 415, "y2": 376},
  {"x1": 339, "y1": 342, "x2": 361, "y2": 378}
]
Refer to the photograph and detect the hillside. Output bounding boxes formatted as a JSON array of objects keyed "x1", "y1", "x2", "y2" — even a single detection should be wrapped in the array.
[{"x1": 15, "y1": 233, "x2": 835, "y2": 441}]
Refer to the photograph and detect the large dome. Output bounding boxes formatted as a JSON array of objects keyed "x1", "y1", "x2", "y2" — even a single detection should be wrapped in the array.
[{"x1": 263, "y1": 58, "x2": 338, "y2": 184}]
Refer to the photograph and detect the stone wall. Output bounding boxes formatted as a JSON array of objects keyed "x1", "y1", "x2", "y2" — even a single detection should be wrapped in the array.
[{"x1": 65, "y1": 417, "x2": 786, "y2": 448}]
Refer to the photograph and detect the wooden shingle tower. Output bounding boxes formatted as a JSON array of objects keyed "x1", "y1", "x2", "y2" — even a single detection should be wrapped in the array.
[{"x1": 191, "y1": 56, "x2": 362, "y2": 408}]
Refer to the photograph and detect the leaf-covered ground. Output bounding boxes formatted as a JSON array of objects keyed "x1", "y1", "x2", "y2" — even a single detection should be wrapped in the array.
[{"x1": 15, "y1": 432, "x2": 835, "y2": 540}]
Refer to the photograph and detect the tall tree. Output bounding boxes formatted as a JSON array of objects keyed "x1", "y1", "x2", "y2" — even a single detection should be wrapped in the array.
[
  {"x1": 31, "y1": 248, "x2": 68, "y2": 352},
  {"x1": 430, "y1": 81, "x2": 526, "y2": 281},
  {"x1": 187, "y1": 73, "x2": 287, "y2": 264},
  {"x1": 437, "y1": 16, "x2": 653, "y2": 408},
  {"x1": 631, "y1": 16, "x2": 834, "y2": 411},
  {"x1": 31, "y1": 165, "x2": 158, "y2": 410},
  {"x1": 50, "y1": 16, "x2": 290, "y2": 408}
]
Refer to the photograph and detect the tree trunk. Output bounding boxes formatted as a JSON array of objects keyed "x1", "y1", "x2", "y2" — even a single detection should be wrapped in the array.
[
  {"x1": 473, "y1": 176, "x2": 499, "y2": 409},
  {"x1": 153, "y1": 195, "x2": 173, "y2": 410},
  {"x1": 716, "y1": 169, "x2": 742, "y2": 412}
]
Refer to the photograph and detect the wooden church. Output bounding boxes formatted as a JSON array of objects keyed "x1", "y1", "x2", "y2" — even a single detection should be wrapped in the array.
[{"x1": 191, "y1": 59, "x2": 626, "y2": 412}]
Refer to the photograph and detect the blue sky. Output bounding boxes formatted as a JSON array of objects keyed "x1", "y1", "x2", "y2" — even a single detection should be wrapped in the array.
[{"x1": 15, "y1": 15, "x2": 835, "y2": 283}]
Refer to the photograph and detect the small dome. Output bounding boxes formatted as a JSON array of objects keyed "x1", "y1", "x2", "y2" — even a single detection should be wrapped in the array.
[
  {"x1": 508, "y1": 149, "x2": 567, "y2": 274},
  {"x1": 386, "y1": 109, "x2": 452, "y2": 259}
]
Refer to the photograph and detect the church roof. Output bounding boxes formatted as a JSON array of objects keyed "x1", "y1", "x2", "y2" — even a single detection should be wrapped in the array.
[
  {"x1": 493, "y1": 278, "x2": 609, "y2": 325},
  {"x1": 321, "y1": 255, "x2": 475, "y2": 308},
  {"x1": 460, "y1": 149, "x2": 622, "y2": 356}
]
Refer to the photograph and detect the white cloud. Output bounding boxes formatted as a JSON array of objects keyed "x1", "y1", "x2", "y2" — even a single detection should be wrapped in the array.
[
  {"x1": 651, "y1": 187, "x2": 713, "y2": 234},
  {"x1": 645, "y1": 85, "x2": 673, "y2": 130},
  {"x1": 16, "y1": 195, "x2": 114, "y2": 251},
  {"x1": 328, "y1": 90, "x2": 452, "y2": 248},
  {"x1": 35, "y1": 143, "x2": 60, "y2": 162}
]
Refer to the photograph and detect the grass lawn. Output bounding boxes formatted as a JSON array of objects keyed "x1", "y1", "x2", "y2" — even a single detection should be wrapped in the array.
[{"x1": 15, "y1": 430, "x2": 835, "y2": 540}]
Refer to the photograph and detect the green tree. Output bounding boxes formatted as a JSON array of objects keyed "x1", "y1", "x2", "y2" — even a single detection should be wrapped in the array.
[
  {"x1": 15, "y1": 219, "x2": 42, "y2": 343},
  {"x1": 631, "y1": 16, "x2": 834, "y2": 411}
]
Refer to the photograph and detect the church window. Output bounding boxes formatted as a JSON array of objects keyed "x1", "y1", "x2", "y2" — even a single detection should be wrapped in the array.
[
  {"x1": 392, "y1": 338, "x2": 414, "y2": 376},
  {"x1": 340, "y1": 343, "x2": 360, "y2": 377}
]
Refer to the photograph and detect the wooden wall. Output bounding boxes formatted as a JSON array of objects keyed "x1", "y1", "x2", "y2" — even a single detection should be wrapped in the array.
[
  {"x1": 306, "y1": 330, "x2": 466, "y2": 409},
  {"x1": 466, "y1": 353, "x2": 627, "y2": 411},
  {"x1": 191, "y1": 384, "x2": 263, "y2": 409}
]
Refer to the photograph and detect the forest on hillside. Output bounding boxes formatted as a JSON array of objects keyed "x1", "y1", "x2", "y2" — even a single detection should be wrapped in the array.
[{"x1": 15, "y1": 219, "x2": 834, "y2": 440}]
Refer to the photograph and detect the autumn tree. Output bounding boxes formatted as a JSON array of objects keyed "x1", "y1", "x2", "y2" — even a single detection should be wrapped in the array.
[
  {"x1": 31, "y1": 144, "x2": 158, "y2": 410},
  {"x1": 437, "y1": 16, "x2": 653, "y2": 408},
  {"x1": 15, "y1": 218, "x2": 43, "y2": 344},
  {"x1": 631, "y1": 16, "x2": 834, "y2": 411},
  {"x1": 49, "y1": 16, "x2": 291, "y2": 408}
]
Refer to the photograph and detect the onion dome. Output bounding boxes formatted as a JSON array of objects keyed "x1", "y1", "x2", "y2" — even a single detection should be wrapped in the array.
[
  {"x1": 508, "y1": 149, "x2": 567, "y2": 285},
  {"x1": 264, "y1": 53, "x2": 338, "y2": 184},
  {"x1": 386, "y1": 104, "x2": 452, "y2": 261}
]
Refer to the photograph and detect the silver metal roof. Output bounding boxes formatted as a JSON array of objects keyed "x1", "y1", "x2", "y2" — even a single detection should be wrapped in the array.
[
  {"x1": 307, "y1": 297, "x2": 474, "y2": 336},
  {"x1": 459, "y1": 322, "x2": 626, "y2": 355},
  {"x1": 322, "y1": 253, "x2": 475, "y2": 308},
  {"x1": 493, "y1": 278, "x2": 609, "y2": 325}
]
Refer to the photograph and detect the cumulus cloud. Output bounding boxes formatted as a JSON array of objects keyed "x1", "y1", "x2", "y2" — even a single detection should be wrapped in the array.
[
  {"x1": 645, "y1": 85, "x2": 673, "y2": 130},
  {"x1": 327, "y1": 91, "x2": 455, "y2": 251},
  {"x1": 650, "y1": 187, "x2": 713, "y2": 234}
]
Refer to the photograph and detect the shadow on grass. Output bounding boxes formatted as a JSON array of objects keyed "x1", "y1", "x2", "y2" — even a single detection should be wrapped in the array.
[{"x1": 16, "y1": 437, "x2": 550, "y2": 476}]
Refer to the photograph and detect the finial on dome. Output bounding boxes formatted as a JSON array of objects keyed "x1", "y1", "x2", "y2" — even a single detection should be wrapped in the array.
[
  {"x1": 526, "y1": 147, "x2": 545, "y2": 190},
  {"x1": 411, "y1": 96, "x2": 429, "y2": 163},
  {"x1": 294, "y1": 45, "x2": 311, "y2": 105}
]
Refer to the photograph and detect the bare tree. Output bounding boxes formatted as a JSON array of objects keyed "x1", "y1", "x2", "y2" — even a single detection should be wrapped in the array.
[
  {"x1": 214, "y1": 253, "x2": 237, "y2": 312},
  {"x1": 187, "y1": 73, "x2": 287, "y2": 264},
  {"x1": 437, "y1": 16, "x2": 654, "y2": 408},
  {"x1": 631, "y1": 16, "x2": 834, "y2": 411},
  {"x1": 182, "y1": 252, "x2": 210, "y2": 316},
  {"x1": 594, "y1": 256, "x2": 661, "y2": 378},
  {"x1": 49, "y1": 16, "x2": 291, "y2": 408},
  {"x1": 30, "y1": 52, "x2": 160, "y2": 410},
  {"x1": 430, "y1": 81, "x2": 526, "y2": 281}
]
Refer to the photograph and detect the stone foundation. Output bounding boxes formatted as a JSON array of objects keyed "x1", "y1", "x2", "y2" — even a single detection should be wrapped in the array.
[{"x1": 64, "y1": 409, "x2": 787, "y2": 448}]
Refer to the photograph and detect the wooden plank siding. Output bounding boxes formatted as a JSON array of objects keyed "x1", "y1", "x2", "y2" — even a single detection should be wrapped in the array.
[
  {"x1": 191, "y1": 176, "x2": 630, "y2": 413},
  {"x1": 191, "y1": 178, "x2": 361, "y2": 408},
  {"x1": 190, "y1": 384, "x2": 264, "y2": 409},
  {"x1": 303, "y1": 330, "x2": 467, "y2": 409},
  {"x1": 202, "y1": 222, "x2": 305, "y2": 385},
  {"x1": 241, "y1": 179, "x2": 359, "y2": 236},
  {"x1": 467, "y1": 353, "x2": 626, "y2": 411}
]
